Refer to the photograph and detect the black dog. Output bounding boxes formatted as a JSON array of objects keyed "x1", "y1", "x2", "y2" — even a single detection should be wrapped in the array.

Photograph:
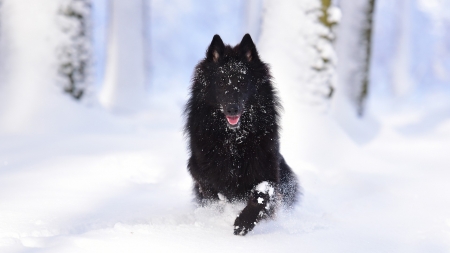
[{"x1": 184, "y1": 34, "x2": 299, "y2": 235}]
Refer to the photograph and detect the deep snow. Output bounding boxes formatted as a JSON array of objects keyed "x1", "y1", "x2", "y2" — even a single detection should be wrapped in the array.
[{"x1": 1, "y1": 100, "x2": 450, "y2": 252}]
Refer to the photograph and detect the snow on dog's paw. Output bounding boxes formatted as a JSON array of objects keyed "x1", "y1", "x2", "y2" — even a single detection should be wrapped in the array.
[{"x1": 233, "y1": 224, "x2": 251, "y2": 236}]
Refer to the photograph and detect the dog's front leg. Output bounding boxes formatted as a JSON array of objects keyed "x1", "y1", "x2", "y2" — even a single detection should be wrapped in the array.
[{"x1": 233, "y1": 181, "x2": 276, "y2": 236}]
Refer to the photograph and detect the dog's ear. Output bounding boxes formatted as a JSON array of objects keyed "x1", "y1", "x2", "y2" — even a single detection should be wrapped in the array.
[
  {"x1": 206, "y1": 35, "x2": 225, "y2": 63},
  {"x1": 239, "y1": 34, "x2": 258, "y2": 62}
]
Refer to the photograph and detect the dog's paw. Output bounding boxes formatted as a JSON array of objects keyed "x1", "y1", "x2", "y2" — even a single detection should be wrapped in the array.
[
  {"x1": 233, "y1": 215, "x2": 256, "y2": 236},
  {"x1": 234, "y1": 225, "x2": 249, "y2": 236}
]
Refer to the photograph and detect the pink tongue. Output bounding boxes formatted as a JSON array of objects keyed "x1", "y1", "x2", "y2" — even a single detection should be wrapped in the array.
[{"x1": 226, "y1": 116, "x2": 240, "y2": 125}]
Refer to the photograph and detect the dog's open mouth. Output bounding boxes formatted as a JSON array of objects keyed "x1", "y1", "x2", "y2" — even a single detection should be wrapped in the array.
[{"x1": 226, "y1": 115, "x2": 240, "y2": 126}]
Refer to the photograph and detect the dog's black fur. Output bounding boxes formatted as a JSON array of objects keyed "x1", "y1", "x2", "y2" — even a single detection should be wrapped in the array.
[{"x1": 184, "y1": 34, "x2": 299, "y2": 236}]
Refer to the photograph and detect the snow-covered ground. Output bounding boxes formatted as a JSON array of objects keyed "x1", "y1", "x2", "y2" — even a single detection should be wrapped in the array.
[
  {"x1": 1, "y1": 0, "x2": 450, "y2": 252},
  {"x1": 1, "y1": 97, "x2": 450, "y2": 253}
]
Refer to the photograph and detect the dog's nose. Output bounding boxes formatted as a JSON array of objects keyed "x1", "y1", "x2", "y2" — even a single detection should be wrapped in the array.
[{"x1": 226, "y1": 104, "x2": 240, "y2": 115}]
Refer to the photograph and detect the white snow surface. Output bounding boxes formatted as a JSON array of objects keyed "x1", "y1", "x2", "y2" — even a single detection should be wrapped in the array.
[
  {"x1": 2, "y1": 99, "x2": 450, "y2": 253},
  {"x1": 1, "y1": 0, "x2": 450, "y2": 252}
]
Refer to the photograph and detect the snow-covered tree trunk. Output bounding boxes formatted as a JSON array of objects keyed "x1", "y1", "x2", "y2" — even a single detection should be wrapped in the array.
[
  {"x1": 0, "y1": 0, "x2": 3, "y2": 55},
  {"x1": 0, "y1": 0, "x2": 2, "y2": 37},
  {"x1": 258, "y1": 0, "x2": 339, "y2": 162},
  {"x1": 57, "y1": 0, "x2": 93, "y2": 100},
  {"x1": 392, "y1": 0, "x2": 413, "y2": 97},
  {"x1": 259, "y1": 0, "x2": 337, "y2": 110},
  {"x1": 359, "y1": 0, "x2": 375, "y2": 115},
  {"x1": 334, "y1": 0, "x2": 376, "y2": 116},
  {"x1": 0, "y1": 0, "x2": 67, "y2": 133},
  {"x1": 243, "y1": 0, "x2": 264, "y2": 43},
  {"x1": 330, "y1": 0, "x2": 379, "y2": 144},
  {"x1": 99, "y1": 0, "x2": 149, "y2": 113},
  {"x1": 0, "y1": 0, "x2": 2, "y2": 84},
  {"x1": 316, "y1": 0, "x2": 341, "y2": 99}
]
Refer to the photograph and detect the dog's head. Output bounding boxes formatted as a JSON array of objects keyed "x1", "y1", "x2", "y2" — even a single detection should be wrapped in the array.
[{"x1": 205, "y1": 34, "x2": 261, "y2": 128}]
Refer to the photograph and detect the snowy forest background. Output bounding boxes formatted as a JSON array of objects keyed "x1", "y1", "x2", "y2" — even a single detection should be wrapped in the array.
[{"x1": 1, "y1": 0, "x2": 450, "y2": 252}]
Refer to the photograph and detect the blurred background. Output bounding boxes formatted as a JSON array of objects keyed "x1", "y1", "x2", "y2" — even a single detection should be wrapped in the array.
[
  {"x1": 0, "y1": 0, "x2": 448, "y2": 134},
  {"x1": 1, "y1": 0, "x2": 450, "y2": 252}
]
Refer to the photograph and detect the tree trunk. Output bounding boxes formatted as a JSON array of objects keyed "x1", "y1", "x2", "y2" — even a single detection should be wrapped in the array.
[
  {"x1": 335, "y1": 0, "x2": 376, "y2": 117},
  {"x1": 0, "y1": 0, "x2": 2, "y2": 37},
  {"x1": 358, "y1": 0, "x2": 375, "y2": 116},
  {"x1": 259, "y1": 0, "x2": 337, "y2": 110},
  {"x1": 99, "y1": 0, "x2": 149, "y2": 113},
  {"x1": 57, "y1": 0, "x2": 93, "y2": 100},
  {"x1": 317, "y1": 0, "x2": 341, "y2": 100},
  {"x1": 258, "y1": 0, "x2": 340, "y2": 163},
  {"x1": 392, "y1": 0, "x2": 413, "y2": 98}
]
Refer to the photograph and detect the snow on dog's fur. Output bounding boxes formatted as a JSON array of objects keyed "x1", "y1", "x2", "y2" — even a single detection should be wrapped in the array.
[{"x1": 184, "y1": 34, "x2": 299, "y2": 235}]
